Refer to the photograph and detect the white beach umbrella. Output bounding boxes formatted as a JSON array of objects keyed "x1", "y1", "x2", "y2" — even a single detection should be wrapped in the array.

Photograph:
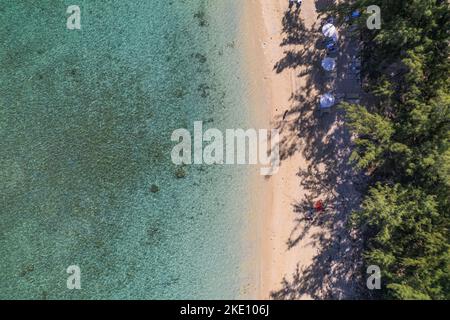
[
  {"x1": 321, "y1": 57, "x2": 336, "y2": 71},
  {"x1": 320, "y1": 93, "x2": 336, "y2": 109},
  {"x1": 322, "y1": 23, "x2": 337, "y2": 38}
]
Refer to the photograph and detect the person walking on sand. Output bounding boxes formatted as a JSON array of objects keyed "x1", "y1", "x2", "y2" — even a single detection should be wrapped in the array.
[{"x1": 289, "y1": 0, "x2": 302, "y2": 11}]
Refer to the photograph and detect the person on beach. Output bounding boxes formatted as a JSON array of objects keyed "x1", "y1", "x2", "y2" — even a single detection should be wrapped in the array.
[
  {"x1": 305, "y1": 200, "x2": 324, "y2": 221},
  {"x1": 314, "y1": 200, "x2": 324, "y2": 213},
  {"x1": 289, "y1": 0, "x2": 302, "y2": 11}
]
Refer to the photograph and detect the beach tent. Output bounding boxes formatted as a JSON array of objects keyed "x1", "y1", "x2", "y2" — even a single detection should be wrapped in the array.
[
  {"x1": 322, "y1": 23, "x2": 337, "y2": 38},
  {"x1": 319, "y1": 93, "x2": 336, "y2": 109},
  {"x1": 321, "y1": 57, "x2": 336, "y2": 71}
]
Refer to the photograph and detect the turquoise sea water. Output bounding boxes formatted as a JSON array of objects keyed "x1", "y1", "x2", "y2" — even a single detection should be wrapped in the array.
[{"x1": 0, "y1": 1, "x2": 255, "y2": 299}]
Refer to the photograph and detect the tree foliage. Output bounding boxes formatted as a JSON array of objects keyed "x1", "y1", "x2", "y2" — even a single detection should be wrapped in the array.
[
  {"x1": 352, "y1": 184, "x2": 449, "y2": 299},
  {"x1": 329, "y1": 0, "x2": 450, "y2": 299}
]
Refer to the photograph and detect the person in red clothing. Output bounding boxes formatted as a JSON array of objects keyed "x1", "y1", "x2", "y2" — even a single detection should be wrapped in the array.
[
  {"x1": 314, "y1": 200, "x2": 324, "y2": 213},
  {"x1": 305, "y1": 200, "x2": 325, "y2": 221}
]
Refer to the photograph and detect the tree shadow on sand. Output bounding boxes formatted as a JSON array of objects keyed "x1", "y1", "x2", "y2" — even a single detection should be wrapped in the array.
[
  {"x1": 272, "y1": 94, "x2": 366, "y2": 299},
  {"x1": 269, "y1": 9, "x2": 366, "y2": 300},
  {"x1": 274, "y1": 10, "x2": 322, "y2": 75},
  {"x1": 315, "y1": 0, "x2": 338, "y2": 13}
]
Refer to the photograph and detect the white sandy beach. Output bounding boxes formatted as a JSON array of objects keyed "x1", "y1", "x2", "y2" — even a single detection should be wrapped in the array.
[{"x1": 241, "y1": 0, "x2": 362, "y2": 299}]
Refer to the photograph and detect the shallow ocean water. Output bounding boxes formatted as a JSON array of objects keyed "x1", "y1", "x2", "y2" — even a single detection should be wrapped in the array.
[{"x1": 0, "y1": 0, "x2": 255, "y2": 299}]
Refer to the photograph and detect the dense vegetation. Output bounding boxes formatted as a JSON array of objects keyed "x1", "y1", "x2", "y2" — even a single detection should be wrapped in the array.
[{"x1": 328, "y1": 0, "x2": 449, "y2": 299}]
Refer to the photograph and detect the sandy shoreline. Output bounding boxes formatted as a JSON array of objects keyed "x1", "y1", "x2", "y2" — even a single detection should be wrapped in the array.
[
  {"x1": 240, "y1": 0, "x2": 317, "y2": 299},
  {"x1": 240, "y1": 0, "x2": 360, "y2": 299}
]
